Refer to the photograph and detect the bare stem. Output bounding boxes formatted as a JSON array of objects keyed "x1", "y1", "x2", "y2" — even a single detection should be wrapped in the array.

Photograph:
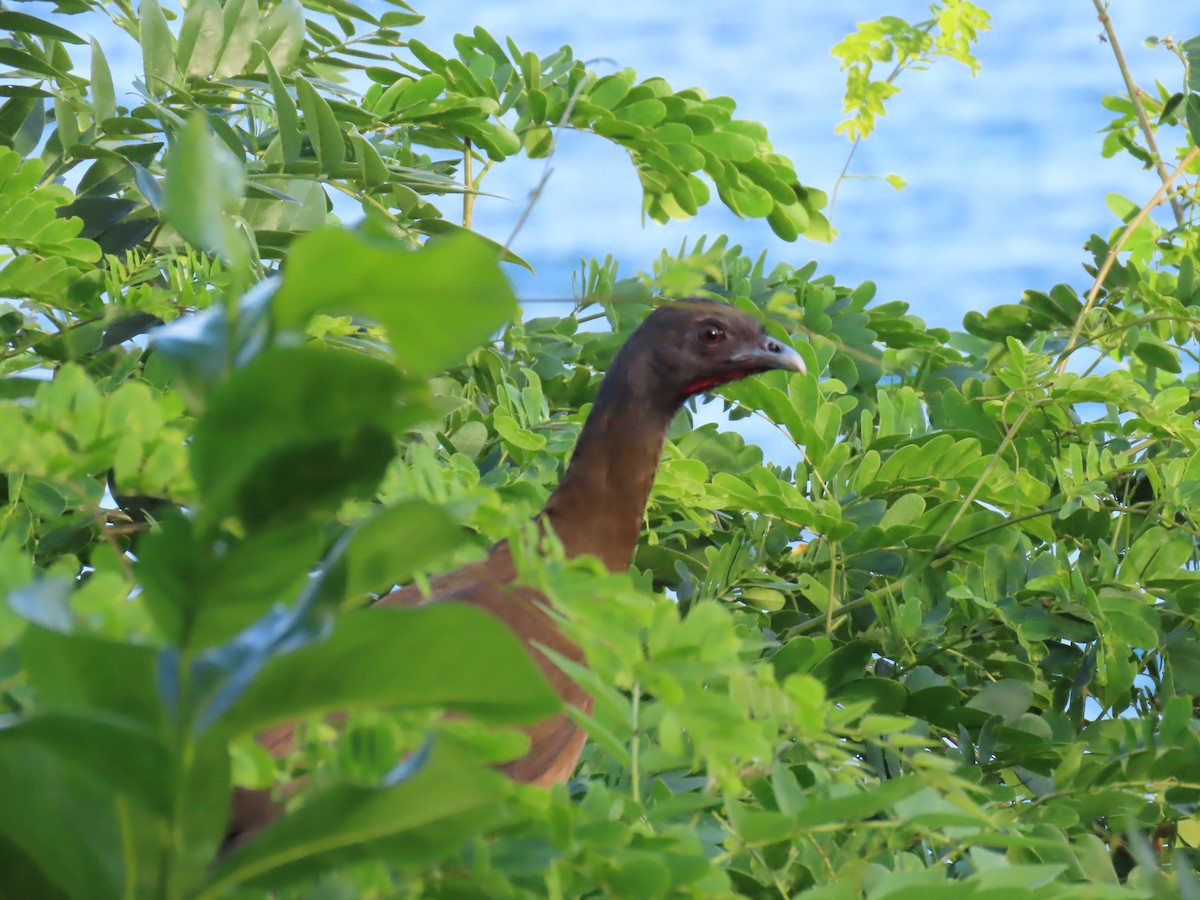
[
  {"x1": 505, "y1": 76, "x2": 590, "y2": 251},
  {"x1": 462, "y1": 137, "x2": 475, "y2": 229},
  {"x1": 1093, "y1": 0, "x2": 1185, "y2": 225},
  {"x1": 829, "y1": 19, "x2": 935, "y2": 220},
  {"x1": 630, "y1": 684, "x2": 641, "y2": 805},
  {"x1": 1057, "y1": 146, "x2": 1200, "y2": 371}
]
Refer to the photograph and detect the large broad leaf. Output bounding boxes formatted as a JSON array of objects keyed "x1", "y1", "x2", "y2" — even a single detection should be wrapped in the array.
[
  {"x1": 344, "y1": 499, "x2": 470, "y2": 600},
  {"x1": 189, "y1": 345, "x2": 405, "y2": 527},
  {"x1": 148, "y1": 277, "x2": 275, "y2": 409},
  {"x1": 0, "y1": 712, "x2": 172, "y2": 814},
  {"x1": 164, "y1": 113, "x2": 245, "y2": 263},
  {"x1": 218, "y1": 602, "x2": 560, "y2": 737},
  {"x1": 1119, "y1": 526, "x2": 1194, "y2": 583},
  {"x1": 272, "y1": 229, "x2": 518, "y2": 375},
  {"x1": 0, "y1": 733, "x2": 129, "y2": 900},
  {"x1": 176, "y1": 735, "x2": 232, "y2": 888},
  {"x1": 136, "y1": 513, "x2": 325, "y2": 650},
  {"x1": 0, "y1": 714, "x2": 171, "y2": 899},
  {"x1": 20, "y1": 627, "x2": 163, "y2": 726},
  {"x1": 181, "y1": 530, "x2": 353, "y2": 732},
  {"x1": 198, "y1": 738, "x2": 507, "y2": 895}
]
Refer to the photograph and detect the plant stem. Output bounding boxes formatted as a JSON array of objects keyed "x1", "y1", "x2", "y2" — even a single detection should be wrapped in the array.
[
  {"x1": 1093, "y1": 0, "x2": 1185, "y2": 225},
  {"x1": 1058, "y1": 146, "x2": 1200, "y2": 371},
  {"x1": 829, "y1": 19, "x2": 935, "y2": 221},
  {"x1": 505, "y1": 76, "x2": 590, "y2": 251},
  {"x1": 630, "y1": 683, "x2": 641, "y2": 805},
  {"x1": 932, "y1": 506, "x2": 1057, "y2": 560},
  {"x1": 934, "y1": 403, "x2": 1034, "y2": 556},
  {"x1": 462, "y1": 137, "x2": 474, "y2": 229}
]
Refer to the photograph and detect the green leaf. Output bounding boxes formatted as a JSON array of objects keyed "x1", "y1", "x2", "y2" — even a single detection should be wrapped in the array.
[
  {"x1": 1097, "y1": 593, "x2": 1159, "y2": 649},
  {"x1": 965, "y1": 679, "x2": 1031, "y2": 723},
  {"x1": 295, "y1": 76, "x2": 346, "y2": 173},
  {"x1": 200, "y1": 738, "x2": 506, "y2": 894},
  {"x1": 792, "y1": 776, "x2": 925, "y2": 828},
  {"x1": 493, "y1": 411, "x2": 547, "y2": 451},
  {"x1": 1121, "y1": 527, "x2": 1194, "y2": 582},
  {"x1": 344, "y1": 500, "x2": 468, "y2": 599},
  {"x1": 0, "y1": 712, "x2": 171, "y2": 814},
  {"x1": 0, "y1": 48, "x2": 74, "y2": 84},
  {"x1": 0, "y1": 11, "x2": 85, "y2": 44},
  {"x1": 189, "y1": 346, "x2": 403, "y2": 526},
  {"x1": 138, "y1": 0, "x2": 177, "y2": 96},
  {"x1": 615, "y1": 98, "x2": 666, "y2": 126},
  {"x1": 589, "y1": 74, "x2": 631, "y2": 109},
  {"x1": 693, "y1": 130, "x2": 757, "y2": 162},
  {"x1": 87, "y1": 40, "x2": 114, "y2": 124},
  {"x1": 21, "y1": 628, "x2": 163, "y2": 726},
  {"x1": 164, "y1": 113, "x2": 245, "y2": 263},
  {"x1": 53, "y1": 97, "x2": 78, "y2": 152},
  {"x1": 261, "y1": 49, "x2": 300, "y2": 163},
  {"x1": 148, "y1": 278, "x2": 275, "y2": 407},
  {"x1": 214, "y1": 0, "x2": 259, "y2": 77},
  {"x1": 1186, "y1": 94, "x2": 1200, "y2": 147},
  {"x1": 137, "y1": 513, "x2": 326, "y2": 649},
  {"x1": 220, "y1": 603, "x2": 559, "y2": 736},
  {"x1": 177, "y1": 0, "x2": 224, "y2": 78},
  {"x1": 259, "y1": 0, "x2": 306, "y2": 71},
  {"x1": 0, "y1": 725, "x2": 130, "y2": 900},
  {"x1": 348, "y1": 132, "x2": 391, "y2": 185},
  {"x1": 273, "y1": 229, "x2": 518, "y2": 374},
  {"x1": 1133, "y1": 338, "x2": 1181, "y2": 373}
]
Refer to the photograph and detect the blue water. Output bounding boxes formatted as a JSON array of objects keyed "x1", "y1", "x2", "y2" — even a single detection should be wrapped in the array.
[
  {"x1": 51, "y1": 1, "x2": 1197, "y2": 328},
  {"x1": 412, "y1": 1, "x2": 1197, "y2": 330},
  {"x1": 30, "y1": 0, "x2": 1200, "y2": 461}
]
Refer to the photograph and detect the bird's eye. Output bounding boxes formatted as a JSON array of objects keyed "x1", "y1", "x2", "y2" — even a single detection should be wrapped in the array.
[{"x1": 696, "y1": 323, "x2": 726, "y2": 345}]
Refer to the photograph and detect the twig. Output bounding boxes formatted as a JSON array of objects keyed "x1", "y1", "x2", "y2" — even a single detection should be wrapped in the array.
[
  {"x1": 828, "y1": 140, "x2": 860, "y2": 221},
  {"x1": 932, "y1": 506, "x2": 1057, "y2": 560},
  {"x1": 932, "y1": 401, "x2": 1034, "y2": 557},
  {"x1": 1057, "y1": 145, "x2": 1200, "y2": 372},
  {"x1": 504, "y1": 75, "x2": 591, "y2": 251},
  {"x1": 829, "y1": 20, "x2": 935, "y2": 221},
  {"x1": 462, "y1": 137, "x2": 474, "y2": 229},
  {"x1": 1093, "y1": 0, "x2": 1185, "y2": 225}
]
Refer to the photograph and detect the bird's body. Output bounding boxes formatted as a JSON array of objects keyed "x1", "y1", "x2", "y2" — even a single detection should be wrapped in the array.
[{"x1": 226, "y1": 299, "x2": 804, "y2": 844}]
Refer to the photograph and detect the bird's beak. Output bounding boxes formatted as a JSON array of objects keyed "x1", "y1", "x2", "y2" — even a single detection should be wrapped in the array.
[{"x1": 734, "y1": 336, "x2": 807, "y2": 375}]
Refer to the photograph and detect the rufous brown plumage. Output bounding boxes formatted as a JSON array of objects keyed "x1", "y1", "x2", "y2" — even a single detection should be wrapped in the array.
[{"x1": 225, "y1": 299, "x2": 805, "y2": 845}]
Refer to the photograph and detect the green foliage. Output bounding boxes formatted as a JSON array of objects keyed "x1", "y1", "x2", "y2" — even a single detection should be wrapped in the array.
[
  {"x1": 2, "y1": 0, "x2": 1200, "y2": 897},
  {"x1": 832, "y1": 1, "x2": 991, "y2": 141}
]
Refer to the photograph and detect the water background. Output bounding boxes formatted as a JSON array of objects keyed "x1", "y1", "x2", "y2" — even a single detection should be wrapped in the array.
[
  {"x1": 35, "y1": 1, "x2": 1200, "y2": 459},
  {"x1": 412, "y1": 1, "x2": 1196, "y2": 330},
  {"x1": 57, "y1": 1, "x2": 1198, "y2": 326}
]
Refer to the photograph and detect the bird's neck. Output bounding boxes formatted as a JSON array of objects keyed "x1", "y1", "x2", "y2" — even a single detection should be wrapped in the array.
[{"x1": 542, "y1": 366, "x2": 678, "y2": 572}]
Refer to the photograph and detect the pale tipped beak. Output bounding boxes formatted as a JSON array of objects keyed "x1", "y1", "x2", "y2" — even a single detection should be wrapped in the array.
[{"x1": 735, "y1": 336, "x2": 807, "y2": 375}]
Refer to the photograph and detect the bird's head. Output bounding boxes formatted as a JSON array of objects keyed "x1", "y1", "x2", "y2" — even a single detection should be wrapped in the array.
[{"x1": 609, "y1": 298, "x2": 806, "y2": 407}]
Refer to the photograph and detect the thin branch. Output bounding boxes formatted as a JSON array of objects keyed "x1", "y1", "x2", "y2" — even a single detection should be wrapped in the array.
[
  {"x1": 462, "y1": 137, "x2": 475, "y2": 229},
  {"x1": 932, "y1": 506, "x2": 1057, "y2": 560},
  {"x1": 1057, "y1": 145, "x2": 1200, "y2": 372},
  {"x1": 933, "y1": 402, "x2": 1034, "y2": 557},
  {"x1": 1093, "y1": 0, "x2": 1185, "y2": 225},
  {"x1": 828, "y1": 139, "x2": 860, "y2": 221},
  {"x1": 504, "y1": 76, "x2": 591, "y2": 251},
  {"x1": 829, "y1": 19, "x2": 935, "y2": 221}
]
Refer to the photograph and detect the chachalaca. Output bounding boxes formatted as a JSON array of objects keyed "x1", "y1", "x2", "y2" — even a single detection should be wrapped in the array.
[{"x1": 225, "y1": 298, "x2": 806, "y2": 844}]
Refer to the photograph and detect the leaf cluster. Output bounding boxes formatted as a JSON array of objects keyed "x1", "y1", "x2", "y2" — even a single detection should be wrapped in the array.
[{"x1": 2, "y1": 1, "x2": 1200, "y2": 898}]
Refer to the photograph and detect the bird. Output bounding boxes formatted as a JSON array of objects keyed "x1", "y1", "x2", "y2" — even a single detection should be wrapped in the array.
[{"x1": 224, "y1": 297, "x2": 806, "y2": 844}]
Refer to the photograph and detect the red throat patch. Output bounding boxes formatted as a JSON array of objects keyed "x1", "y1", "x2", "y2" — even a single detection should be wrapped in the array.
[{"x1": 682, "y1": 368, "x2": 755, "y2": 398}]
